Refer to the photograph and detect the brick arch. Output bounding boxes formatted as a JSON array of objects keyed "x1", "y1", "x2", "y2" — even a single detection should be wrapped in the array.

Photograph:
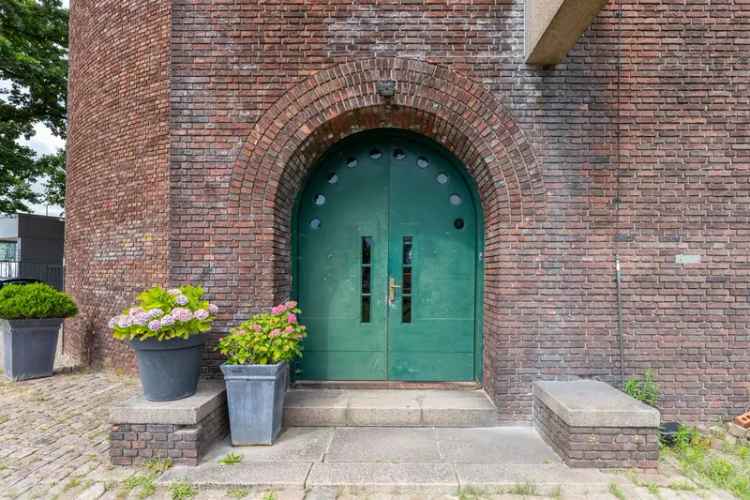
[{"x1": 226, "y1": 59, "x2": 545, "y2": 392}]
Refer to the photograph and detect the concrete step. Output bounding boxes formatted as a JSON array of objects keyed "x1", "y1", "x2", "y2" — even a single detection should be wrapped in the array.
[{"x1": 283, "y1": 389, "x2": 498, "y2": 427}]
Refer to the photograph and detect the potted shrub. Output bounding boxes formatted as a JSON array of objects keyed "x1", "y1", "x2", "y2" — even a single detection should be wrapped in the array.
[
  {"x1": 109, "y1": 285, "x2": 218, "y2": 401},
  {"x1": 217, "y1": 300, "x2": 306, "y2": 445},
  {"x1": 0, "y1": 283, "x2": 78, "y2": 381}
]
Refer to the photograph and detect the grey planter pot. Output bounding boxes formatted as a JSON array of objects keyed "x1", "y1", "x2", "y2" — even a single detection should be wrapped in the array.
[
  {"x1": 221, "y1": 362, "x2": 289, "y2": 446},
  {"x1": 1, "y1": 318, "x2": 63, "y2": 381},
  {"x1": 129, "y1": 334, "x2": 205, "y2": 402}
]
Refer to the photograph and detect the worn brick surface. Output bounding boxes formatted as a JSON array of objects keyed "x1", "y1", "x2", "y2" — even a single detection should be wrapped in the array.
[{"x1": 66, "y1": 0, "x2": 750, "y2": 423}]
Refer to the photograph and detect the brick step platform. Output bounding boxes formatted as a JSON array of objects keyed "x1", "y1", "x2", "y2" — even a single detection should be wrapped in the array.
[
  {"x1": 533, "y1": 380, "x2": 661, "y2": 469},
  {"x1": 283, "y1": 388, "x2": 499, "y2": 427},
  {"x1": 109, "y1": 381, "x2": 228, "y2": 466}
]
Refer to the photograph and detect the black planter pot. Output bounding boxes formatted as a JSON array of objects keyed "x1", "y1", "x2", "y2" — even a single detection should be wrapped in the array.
[
  {"x1": 129, "y1": 334, "x2": 205, "y2": 402},
  {"x1": 1, "y1": 318, "x2": 63, "y2": 381}
]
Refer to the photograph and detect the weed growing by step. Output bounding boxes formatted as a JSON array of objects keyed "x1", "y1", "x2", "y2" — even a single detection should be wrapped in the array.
[
  {"x1": 219, "y1": 451, "x2": 243, "y2": 465},
  {"x1": 507, "y1": 482, "x2": 538, "y2": 496},
  {"x1": 608, "y1": 482, "x2": 626, "y2": 500},
  {"x1": 169, "y1": 481, "x2": 196, "y2": 500},
  {"x1": 144, "y1": 457, "x2": 173, "y2": 475},
  {"x1": 262, "y1": 490, "x2": 278, "y2": 500},
  {"x1": 121, "y1": 473, "x2": 156, "y2": 499},
  {"x1": 227, "y1": 487, "x2": 250, "y2": 498},
  {"x1": 623, "y1": 369, "x2": 659, "y2": 407}
]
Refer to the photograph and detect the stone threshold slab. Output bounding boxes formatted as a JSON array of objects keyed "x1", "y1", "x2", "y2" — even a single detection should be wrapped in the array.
[{"x1": 284, "y1": 388, "x2": 498, "y2": 427}]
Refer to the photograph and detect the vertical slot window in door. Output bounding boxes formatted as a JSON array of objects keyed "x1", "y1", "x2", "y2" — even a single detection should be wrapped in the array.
[
  {"x1": 361, "y1": 237, "x2": 373, "y2": 323},
  {"x1": 402, "y1": 236, "x2": 413, "y2": 323}
]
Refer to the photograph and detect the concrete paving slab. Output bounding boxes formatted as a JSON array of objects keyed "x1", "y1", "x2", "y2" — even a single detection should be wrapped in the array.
[
  {"x1": 436, "y1": 427, "x2": 562, "y2": 464},
  {"x1": 159, "y1": 462, "x2": 312, "y2": 487},
  {"x1": 325, "y1": 427, "x2": 441, "y2": 463},
  {"x1": 284, "y1": 390, "x2": 348, "y2": 427},
  {"x1": 454, "y1": 463, "x2": 609, "y2": 487},
  {"x1": 533, "y1": 380, "x2": 660, "y2": 427},
  {"x1": 109, "y1": 381, "x2": 226, "y2": 425},
  {"x1": 203, "y1": 427, "x2": 334, "y2": 463},
  {"x1": 307, "y1": 462, "x2": 458, "y2": 488}
]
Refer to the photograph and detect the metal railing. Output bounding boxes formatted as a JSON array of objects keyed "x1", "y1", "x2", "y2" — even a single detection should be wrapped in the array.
[{"x1": 0, "y1": 261, "x2": 64, "y2": 290}]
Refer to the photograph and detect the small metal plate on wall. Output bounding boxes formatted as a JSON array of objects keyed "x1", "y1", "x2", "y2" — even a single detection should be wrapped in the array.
[{"x1": 376, "y1": 80, "x2": 396, "y2": 98}]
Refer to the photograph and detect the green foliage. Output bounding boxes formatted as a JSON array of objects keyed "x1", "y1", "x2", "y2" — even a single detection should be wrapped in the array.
[
  {"x1": 226, "y1": 487, "x2": 249, "y2": 498},
  {"x1": 608, "y1": 482, "x2": 626, "y2": 500},
  {"x1": 624, "y1": 369, "x2": 660, "y2": 407},
  {"x1": 0, "y1": 0, "x2": 69, "y2": 213},
  {"x1": 144, "y1": 457, "x2": 172, "y2": 475},
  {"x1": 218, "y1": 452, "x2": 242, "y2": 465},
  {"x1": 217, "y1": 301, "x2": 306, "y2": 365},
  {"x1": 122, "y1": 473, "x2": 156, "y2": 499},
  {"x1": 169, "y1": 482, "x2": 196, "y2": 500},
  {"x1": 110, "y1": 285, "x2": 217, "y2": 342},
  {"x1": 507, "y1": 483, "x2": 538, "y2": 496},
  {"x1": 0, "y1": 282, "x2": 77, "y2": 319}
]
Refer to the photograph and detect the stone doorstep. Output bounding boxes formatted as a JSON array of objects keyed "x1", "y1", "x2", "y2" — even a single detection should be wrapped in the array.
[
  {"x1": 283, "y1": 388, "x2": 499, "y2": 427},
  {"x1": 109, "y1": 381, "x2": 226, "y2": 425},
  {"x1": 533, "y1": 380, "x2": 660, "y2": 428}
]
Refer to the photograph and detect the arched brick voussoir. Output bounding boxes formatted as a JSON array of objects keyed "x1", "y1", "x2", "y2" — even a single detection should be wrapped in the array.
[{"x1": 229, "y1": 57, "x2": 544, "y2": 231}]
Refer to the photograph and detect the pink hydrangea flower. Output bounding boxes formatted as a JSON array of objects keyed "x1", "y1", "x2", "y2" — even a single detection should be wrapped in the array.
[
  {"x1": 271, "y1": 305, "x2": 283, "y2": 314},
  {"x1": 116, "y1": 316, "x2": 131, "y2": 328},
  {"x1": 208, "y1": 303, "x2": 218, "y2": 314},
  {"x1": 270, "y1": 329, "x2": 282, "y2": 337},
  {"x1": 148, "y1": 320, "x2": 161, "y2": 331},
  {"x1": 175, "y1": 295, "x2": 189, "y2": 306},
  {"x1": 132, "y1": 313, "x2": 148, "y2": 326},
  {"x1": 285, "y1": 300, "x2": 298, "y2": 309},
  {"x1": 173, "y1": 307, "x2": 192, "y2": 322},
  {"x1": 252, "y1": 324, "x2": 262, "y2": 332},
  {"x1": 160, "y1": 314, "x2": 175, "y2": 326},
  {"x1": 285, "y1": 326, "x2": 294, "y2": 334},
  {"x1": 287, "y1": 313, "x2": 297, "y2": 324},
  {"x1": 147, "y1": 308, "x2": 163, "y2": 319},
  {"x1": 194, "y1": 309, "x2": 209, "y2": 320},
  {"x1": 167, "y1": 288, "x2": 181, "y2": 295}
]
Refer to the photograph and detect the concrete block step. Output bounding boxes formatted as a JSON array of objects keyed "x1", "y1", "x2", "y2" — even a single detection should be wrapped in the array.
[{"x1": 283, "y1": 389, "x2": 498, "y2": 427}]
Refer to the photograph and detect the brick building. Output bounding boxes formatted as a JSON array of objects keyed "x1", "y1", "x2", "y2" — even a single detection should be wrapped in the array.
[{"x1": 65, "y1": 0, "x2": 750, "y2": 423}]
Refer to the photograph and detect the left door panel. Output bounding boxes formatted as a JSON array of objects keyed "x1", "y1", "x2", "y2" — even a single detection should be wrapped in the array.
[{"x1": 297, "y1": 139, "x2": 389, "y2": 380}]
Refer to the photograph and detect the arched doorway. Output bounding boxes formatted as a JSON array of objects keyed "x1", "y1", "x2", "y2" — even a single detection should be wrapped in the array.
[{"x1": 294, "y1": 129, "x2": 484, "y2": 382}]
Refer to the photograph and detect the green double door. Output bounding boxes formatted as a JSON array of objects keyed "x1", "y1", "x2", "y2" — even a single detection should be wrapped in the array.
[{"x1": 296, "y1": 130, "x2": 478, "y2": 381}]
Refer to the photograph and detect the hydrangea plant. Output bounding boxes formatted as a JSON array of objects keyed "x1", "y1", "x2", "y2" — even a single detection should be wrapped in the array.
[
  {"x1": 109, "y1": 285, "x2": 218, "y2": 342},
  {"x1": 217, "y1": 300, "x2": 306, "y2": 365}
]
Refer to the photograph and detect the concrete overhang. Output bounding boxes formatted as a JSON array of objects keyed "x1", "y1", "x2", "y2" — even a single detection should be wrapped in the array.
[{"x1": 525, "y1": 0, "x2": 609, "y2": 65}]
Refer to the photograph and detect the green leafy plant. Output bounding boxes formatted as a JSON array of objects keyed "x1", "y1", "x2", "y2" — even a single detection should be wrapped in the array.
[
  {"x1": 219, "y1": 452, "x2": 242, "y2": 465},
  {"x1": 608, "y1": 482, "x2": 626, "y2": 500},
  {"x1": 624, "y1": 369, "x2": 660, "y2": 407},
  {"x1": 217, "y1": 301, "x2": 306, "y2": 365},
  {"x1": 109, "y1": 285, "x2": 218, "y2": 342},
  {"x1": 169, "y1": 482, "x2": 196, "y2": 500},
  {"x1": 0, "y1": 283, "x2": 77, "y2": 319},
  {"x1": 227, "y1": 487, "x2": 249, "y2": 498},
  {"x1": 144, "y1": 457, "x2": 173, "y2": 475}
]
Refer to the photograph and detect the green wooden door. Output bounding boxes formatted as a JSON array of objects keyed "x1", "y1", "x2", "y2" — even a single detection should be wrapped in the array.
[{"x1": 296, "y1": 130, "x2": 478, "y2": 381}]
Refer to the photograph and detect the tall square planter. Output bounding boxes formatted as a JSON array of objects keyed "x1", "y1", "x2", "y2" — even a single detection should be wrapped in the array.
[
  {"x1": 1, "y1": 318, "x2": 63, "y2": 381},
  {"x1": 221, "y1": 362, "x2": 288, "y2": 445}
]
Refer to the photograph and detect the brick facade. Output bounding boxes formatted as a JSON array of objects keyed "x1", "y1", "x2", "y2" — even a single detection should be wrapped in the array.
[
  {"x1": 67, "y1": 1, "x2": 750, "y2": 423},
  {"x1": 534, "y1": 398, "x2": 660, "y2": 469}
]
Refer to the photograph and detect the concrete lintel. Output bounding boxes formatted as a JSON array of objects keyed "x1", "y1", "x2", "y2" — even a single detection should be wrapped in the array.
[
  {"x1": 109, "y1": 381, "x2": 226, "y2": 425},
  {"x1": 533, "y1": 380, "x2": 661, "y2": 428},
  {"x1": 525, "y1": 0, "x2": 609, "y2": 65}
]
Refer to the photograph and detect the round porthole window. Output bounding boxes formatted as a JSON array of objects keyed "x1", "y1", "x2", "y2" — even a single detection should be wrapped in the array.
[
  {"x1": 328, "y1": 173, "x2": 338, "y2": 184},
  {"x1": 310, "y1": 218, "x2": 321, "y2": 230},
  {"x1": 393, "y1": 148, "x2": 406, "y2": 160},
  {"x1": 369, "y1": 148, "x2": 382, "y2": 159},
  {"x1": 314, "y1": 194, "x2": 326, "y2": 206},
  {"x1": 417, "y1": 157, "x2": 429, "y2": 169},
  {"x1": 346, "y1": 158, "x2": 357, "y2": 168},
  {"x1": 449, "y1": 194, "x2": 463, "y2": 206},
  {"x1": 436, "y1": 173, "x2": 449, "y2": 184}
]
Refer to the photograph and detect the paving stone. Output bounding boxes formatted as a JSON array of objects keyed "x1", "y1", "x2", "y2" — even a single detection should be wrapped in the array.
[
  {"x1": 307, "y1": 462, "x2": 458, "y2": 490},
  {"x1": 203, "y1": 428, "x2": 333, "y2": 463},
  {"x1": 436, "y1": 426, "x2": 561, "y2": 464},
  {"x1": 454, "y1": 463, "x2": 609, "y2": 487},
  {"x1": 159, "y1": 462, "x2": 313, "y2": 487},
  {"x1": 325, "y1": 427, "x2": 441, "y2": 463}
]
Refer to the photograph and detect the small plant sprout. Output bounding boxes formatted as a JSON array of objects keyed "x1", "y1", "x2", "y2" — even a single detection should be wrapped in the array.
[
  {"x1": 219, "y1": 452, "x2": 242, "y2": 465},
  {"x1": 169, "y1": 481, "x2": 196, "y2": 500}
]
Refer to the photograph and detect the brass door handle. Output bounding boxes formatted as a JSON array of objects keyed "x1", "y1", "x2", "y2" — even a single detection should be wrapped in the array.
[{"x1": 388, "y1": 277, "x2": 401, "y2": 304}]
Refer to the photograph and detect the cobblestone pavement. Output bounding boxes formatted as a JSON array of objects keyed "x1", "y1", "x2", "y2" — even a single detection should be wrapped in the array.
[{"x1": 0, "y1": 367, "x2": 734, "y2": 500}]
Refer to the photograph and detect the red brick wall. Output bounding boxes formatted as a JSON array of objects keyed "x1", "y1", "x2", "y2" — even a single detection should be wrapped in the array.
[
  {"x1": 67, "y1": 0, "x2": 750, "y2": 423},
  {"x1": 65, "y1": 0, "x2": 172, "y2": 369}
]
